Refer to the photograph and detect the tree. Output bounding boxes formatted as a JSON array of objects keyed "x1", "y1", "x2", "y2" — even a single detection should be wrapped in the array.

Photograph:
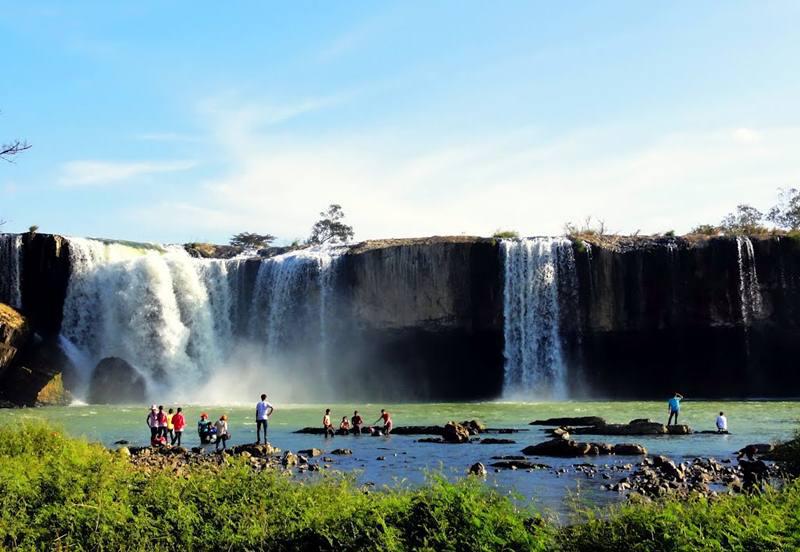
[
  {"x1": 1, "y1": 140, "x2": 30, "y2": 162},
  {"x1": 492, "y1": 229, "x2": 519, "y2": 239},
  {"x1": 563, "y1": 216, "x2": 606, "y2": 237},
  {"x1": 767, "y1": 187, "x2": 800, "y2": 231},
  {"x1": 308, "y1": 204, "x2": 354, "y2": 245},
  {"x1": 691, "y1": 224, "x2": 720, "y2": 236},
  {"x1": 719, "y1": 204, "x2": 766, "y2": 235},
  {"x1": 229, "y1": 232, "x2": 276, "y2": 249}
]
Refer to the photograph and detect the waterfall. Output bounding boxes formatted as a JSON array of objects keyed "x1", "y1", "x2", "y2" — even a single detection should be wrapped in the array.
[
  {"x1": 735, "y1": 236, "x2": 763, "y2": 324},
  {"x1": 60, "y1": 238, "x2": 241, "y2": 398},
  {"x1": 501, "y1": 237, "x2": 575, "y2": 398},
  {"x1": 0, "y1": 234, "x2": 22, "y2": 309}
]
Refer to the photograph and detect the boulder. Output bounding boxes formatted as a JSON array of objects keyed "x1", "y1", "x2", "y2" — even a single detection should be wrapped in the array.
[
  {"x1": 443, "y1": 421, "x2": 471, "y2": 443},
  {"x1": 667, "y1": 425, "x2": 692, "y2": 435},
  {"x1": 529, "y1": 416, "x2": 606, "y2": 427},
  {"x1": 572, "y1": 421, "x2": 668, "y2": 436},
  {"x1": 521, "y1": 439, "x2": 592, "y2": 457},
  {"x1": 88, "y1": 357, "x2": 147, "y2": 404},
  {"x1": 298, "y1": 448, "x2": 323, "y2": 457},
  {"x1": 468, "y1": 462, "x2": 487, "y2": 476},
  {"x1": 612, "y1": 443, "x2": 648, "y2": 455},
  {"x1": 460, "y1": 419, "x2": 487, "y2": 434},
  {"x1": 479, "y1": 438, "x2": 516, "y2": 444},
  {"x1": 281, "y1": 451, "x2": 298, "y2": 467},
  {"x1": 330, "y1": 448, "x2": 352, "y2": 455},
  {"x1": 590, "y1": 442, "x2": 614, "y2": 455}
]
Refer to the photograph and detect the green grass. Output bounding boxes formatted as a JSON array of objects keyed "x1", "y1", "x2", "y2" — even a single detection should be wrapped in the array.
[{"x1": 2, "y1": 422, "x2": 800, "y2": 551}]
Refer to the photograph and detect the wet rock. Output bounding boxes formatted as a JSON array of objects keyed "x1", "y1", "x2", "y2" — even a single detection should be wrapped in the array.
[
  {"x1": 298, "y1": 448, "x2": 323, "y2": 457},
  {"x1": 443, "y1": 421, "x2": 471, "y2": 443},
  {"x1": 281, "y1": 451, "x2": 298, "y2": 467},
  {"x1": 330, "y1": 448, "x2": 352, "y2": 455},
  {"x1": 491, "y1": 460, "x2": 550, "y2": 470},
  {"x1": 460, "y1": 420, "x2": 487, "y2": 434},
  {"x1": 376, "y1": 456, "x2": 386, "y2": 461},
  {"x1": 590, "y1": 442, "x2": 614, "y2": 455},
  {"x1": 88, "y1": 357, "x2": 147, "y2": 404},
  {"x1": 417, "y1": 437, "x2": 444, "y2": 443},
  {"x1": 573, "y1": 421, "x2": 668, "y2": 436},
  {"x1": 667, "y1": 425, "x2": 692, "y2": 435},
  {"x1": 529, "y1": 416, "x2": 606, "y2": 426},
  {"x1": 479, "y1": 438, "x2": 516, "y2": 444},
  {"x1": 521, "y1": 439, "x2": 592, "y2": 457},
  {"x1": 468, "y1": 462, "x2": 487, "y2": 476},
  {"x1": 113, "y1": 439, "x2": 129, "y2": 445},
  {"x1": 737, "y1": 443, "x2": 774, "y2": 460},
  {"x1": 612, "y1": 443, "x2": 647, "y2": 455}
]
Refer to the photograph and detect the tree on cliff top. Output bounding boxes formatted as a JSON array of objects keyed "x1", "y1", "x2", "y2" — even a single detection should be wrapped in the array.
[
  {"x1": 719, "y1": 204, "x2": 767, "y2": 235},
  {"x1": 307, "y1": 204, "x2": 354, "y2": 245},
  {"x1": 229, "y1": 232, "x2": 276, "y2": 249},
  {"x1": 767, "y1": 187, "x2": 800, "y2": 231}
]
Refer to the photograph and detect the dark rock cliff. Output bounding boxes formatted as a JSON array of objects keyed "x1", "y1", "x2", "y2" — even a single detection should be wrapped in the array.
[{"x1": 3, "y1": 232, "x2": 800, "y2": 403}]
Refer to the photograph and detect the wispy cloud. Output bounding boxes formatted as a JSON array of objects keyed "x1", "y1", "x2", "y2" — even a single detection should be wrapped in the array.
[
  {"x1": 129, "y1": 100, "x2": 800, "y2": 242},
  {"x1": 60, "y1": 159, "x2": 197, "y2": 186}
]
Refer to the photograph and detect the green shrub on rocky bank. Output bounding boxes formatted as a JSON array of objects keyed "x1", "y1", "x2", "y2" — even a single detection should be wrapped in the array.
[{"x1": 1, "y1": 422, "x2": 800, "y2": 551}]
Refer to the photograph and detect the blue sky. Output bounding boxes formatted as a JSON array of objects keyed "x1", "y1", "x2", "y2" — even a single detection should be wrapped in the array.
[{"x1": 1, "y1": 2, "x2": 799, "y2": 244}]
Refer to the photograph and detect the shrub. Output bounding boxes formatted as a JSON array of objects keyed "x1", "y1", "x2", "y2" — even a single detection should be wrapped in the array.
[{"x1": 492, "y1": 229, "x2": 520, "y2": 239}]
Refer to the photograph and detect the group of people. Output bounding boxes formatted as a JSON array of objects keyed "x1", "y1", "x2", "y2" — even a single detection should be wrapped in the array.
[
  {"x1": 146, "y1": 405, "x2": 186, "y2": 446},
  {"x1": 667, "y1": 392, "x2": 729, "y2": 433},
  {"x1": 322, "y1": 408, "x2": 392, "y2": 437}
]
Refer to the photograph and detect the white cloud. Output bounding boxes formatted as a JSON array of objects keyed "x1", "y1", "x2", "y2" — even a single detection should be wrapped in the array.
[
  {"x1": 130, "y1": 105, "x2": 800, "y2": 242},
  {"x1": 732, "y1": 127, "x2": 763, "y2": 144},
  {"x1": 60, "y1": 159, "x2": 197, "y2": 186}
]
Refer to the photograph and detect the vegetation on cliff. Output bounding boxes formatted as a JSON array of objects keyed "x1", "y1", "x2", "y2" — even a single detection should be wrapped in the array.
[{"x1": 3, "y1": 422, "x2": 800, "y2": 551}]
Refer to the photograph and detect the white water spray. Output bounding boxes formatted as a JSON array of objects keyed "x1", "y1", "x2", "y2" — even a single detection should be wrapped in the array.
[
  {"x1": 735, "y1": 236, "x2": 763, "y2": 324},
  {"x1": 501, "y1": 237, "x2": 575, "y2": 399}
]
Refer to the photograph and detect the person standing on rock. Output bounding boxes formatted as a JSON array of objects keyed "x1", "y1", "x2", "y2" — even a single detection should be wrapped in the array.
[
  {"x1": 166, "y1": 408, "x2": 175, "y2": 443},
  {"x1": 323, "y1": 408, "x2": 335, "y2": 438},
  {"x1": 716, "y1": 411, "x2": 728, "y2": 433},
  {"x1": 146, "y1": 405, "x2": 159, "y2": 443},
  {"x1": 667, "y1": 393, "x2": 683, "y2": 426},
  {"x1": 172, "y1": 407, "x2": 186, "y2": 446},
  {"x1": 156, "y1": 406, "x2": 168, "y2": 439},
  {"x1": 255, "y1": 394, "x2": 274, "y2": 444},
  {"x1": 215, "y1": 415, "x2": 230, "y2": 451},
  {"x1": 374, "y1": 409, "x2": 393, "y2": 435}
]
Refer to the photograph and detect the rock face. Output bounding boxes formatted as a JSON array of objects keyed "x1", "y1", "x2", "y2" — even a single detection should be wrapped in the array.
[
  {"x1": 88, "y1": 357, "x2": 147, "y2": 404},
  {"x1": 5, "y1": 232, "x2": 800, "y2": 402},
  {"x1": 0, "y1": 303, "x2": 28, "y2": 379}
]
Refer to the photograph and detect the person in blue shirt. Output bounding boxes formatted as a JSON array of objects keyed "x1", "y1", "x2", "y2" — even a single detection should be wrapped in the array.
[{"x1": 667, "y1": 392, "x2": 684, "y2": 426}]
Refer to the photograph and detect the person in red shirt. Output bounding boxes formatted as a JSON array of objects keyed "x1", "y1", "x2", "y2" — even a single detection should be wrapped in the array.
[
  {"x1": 374, "y1": 409, "x2": 393, "y2": 435},
  {"x1": 171, "y1": 407, "x2": 186, "y2": 446},
  {"x1": 156, "y1": 405, "x2": 168, "y2": 439}
]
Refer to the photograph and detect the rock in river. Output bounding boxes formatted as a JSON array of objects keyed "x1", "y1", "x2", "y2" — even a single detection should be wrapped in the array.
[
  {"x1": 529, "y1": 416, "x2": 606, "y2": 427},
  {"x1": 521, "y1": 439, "x2": 592, "y2": 457}
]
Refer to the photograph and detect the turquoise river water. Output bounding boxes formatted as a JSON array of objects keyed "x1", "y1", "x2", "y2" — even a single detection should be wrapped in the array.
[{"x1": 3, "y1": 401, "x2": 797, "y2": 520}]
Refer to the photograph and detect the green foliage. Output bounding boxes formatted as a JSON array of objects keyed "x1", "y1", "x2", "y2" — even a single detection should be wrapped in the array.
[
  {"x1": 663, "y1": 230, "x2": 675, "y2": 238},
  {"x1": 720, "y1": 204, "x2": 768, "y2": 235},
  {"x1": 229, "y1": 232, "x2": 276, "y2": 249},
  {"x1": 308, "y1": 204, "x2": 355, "y2": 246},
  {"x1": 492, "y1": 229, "x2": 520, "y2": 239},
  {"x1": 691, "y1": 224, "x2": 721, "y2": 235},
  {"x1": 28, "y1": 224, "x2": 38, "y2": 234},
  {"x1": 564, "y1": 216, "x2": 606, "y2": 239}
]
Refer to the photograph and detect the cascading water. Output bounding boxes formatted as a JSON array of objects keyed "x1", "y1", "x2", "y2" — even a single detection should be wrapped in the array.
[
  {"x1": 501, "y1": 237, "x2": 575, "y2": 399},
  {"x1": 735, "y1": 236, "x2": 763, "y2": 324},
  {"x1": 59, "y1": 237, "x2": 342, "y2": 402},
  {"x1": 60, "y1": 238, "x2": 242, "y2": 398},
  {"x1": 0, "y1": 234, "x2": 22, "y2": 309}
]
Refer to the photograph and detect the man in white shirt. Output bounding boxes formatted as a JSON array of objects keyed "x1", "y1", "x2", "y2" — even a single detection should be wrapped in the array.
[
  {"x1": 256, "y1": 393, "x2": 274, "y2": 444},
  {"x1": 716, "y1": 411, "x2": 728, "y2": 433}
]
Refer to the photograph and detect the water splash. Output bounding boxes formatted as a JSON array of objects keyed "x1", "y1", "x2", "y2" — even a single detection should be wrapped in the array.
[
  {"x1": 501, "y1": 237, "x2": 575, "y2": 399},
  {"x1": 735, "y1": 236, "x2": 763, "y2": 324},
  {"x1": 0, "y1": 234, "x2": 22, "y2": 309}
]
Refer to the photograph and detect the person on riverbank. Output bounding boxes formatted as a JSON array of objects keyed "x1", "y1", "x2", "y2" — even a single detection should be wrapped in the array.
[
  {"x1": 171, "y1": 408, "x2": 186, "y2": 446},
  {"x1": 156, "y1": 406, "x2": 168, "y2": 439},
  {"x1": 215, "y1": 415, "x2": 230, "y2": 451},
  {"x1": 256, "y1": 394, "x2": 274, "y2": 444},
  {"x1": 198, "y1": 413, "x2": 214, "y2": 444},
  {"x1": 339, "y1": 416, "x2": 351, "y2": 435},
  {"x1": 146, "y1": 405, "x2": 159, "y2": 443},
  {"x1": 716, "y1": 411, "x2": 728, "y2": 433},
  {"x1": 374, "y1": 409, "x2": 393, "y2": 435},
  {"x1": 323, "y1": 409, "x2": 335, "y2": 438},
  {"x1": 166, "y1": 408, "x2": 175, "y2": 443},
  {"x1": 667, "y1": 393, "x2": 683, "y2": 426},
  {"x1": 351, "y1": 410, "x2": 364, "y2": 434}
]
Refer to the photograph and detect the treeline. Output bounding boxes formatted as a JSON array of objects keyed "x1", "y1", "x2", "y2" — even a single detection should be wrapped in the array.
[
  {"x1": 229, "y1": 204, "x2": 355, "y2": 250},
  {"x1": 2, "y1": 422, "x2": 800, "y2": 551}
]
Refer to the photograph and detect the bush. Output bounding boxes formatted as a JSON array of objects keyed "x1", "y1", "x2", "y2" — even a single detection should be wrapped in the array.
[
  {"x1": 691, "y1": 224, "x2": 721, "y2": 236},
  {"x1": 492, "y1": 229, "x2": 520, "y2": 239}
]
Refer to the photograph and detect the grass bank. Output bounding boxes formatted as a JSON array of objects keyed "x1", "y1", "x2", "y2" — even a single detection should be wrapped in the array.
[{"x1": 1, "y1": 422, "x2": 799, "y2": 551}]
